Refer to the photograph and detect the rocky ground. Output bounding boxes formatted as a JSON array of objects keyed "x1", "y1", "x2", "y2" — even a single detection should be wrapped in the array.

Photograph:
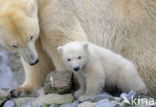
[
  {"x1": 0, "y1": 45, "x2": 24, "y2": 89},
  {"x1": 0, "y1": 71, "x2": 156, "y2": 107},
  {"x1": 0, "y1": 46, "x2": 155, "y2": 107}
]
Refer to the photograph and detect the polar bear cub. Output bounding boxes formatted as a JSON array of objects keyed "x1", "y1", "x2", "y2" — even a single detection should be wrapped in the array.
[{"x1": 57, "y1": 41, "x2": 147, "y2": 101}]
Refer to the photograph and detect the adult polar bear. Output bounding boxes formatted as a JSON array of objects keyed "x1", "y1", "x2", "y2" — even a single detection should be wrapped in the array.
[{"x1": 0, "y1": 0, "x2": 156, "y2": 97}]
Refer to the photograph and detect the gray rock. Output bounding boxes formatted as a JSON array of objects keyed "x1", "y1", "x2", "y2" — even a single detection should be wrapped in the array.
[
  {"x1": 49, "y1": 104, "x2": 57, "y2": 107},
  {"x1": 89, "y1": 92, "x2": 114, "y2": 102},
  {"x1": 78, "y1": 101, "x2": 95, "y2": 107},
  {"x1": 7, "y1": 51, "x2": 25, "y2": 86},
  {"x1": 34, "y1": 104, "x2": 58, "y2": 107},
  {"x1": 95, "y1": 99, "x2": 120, "y2": 107},
  {"x1": 12, "y1": 97, "x2": 35, "y2": 107},
  {"x1": 112, "y1": 97, "x2": 120, "y2": 102},
  {"x1": 3, "y1": 100, "x2": 16, "y2": 107},
  {"x1": 34, "y1": 104, "x2": 46, "y2": 107},
  {"x1": 27, "y1": 101, "x2": 33, "y2": 107},
  {"x1": 0, "y1": 45, "x2": 24, "y2": 88},
  {"x1": 150, "y1": 103, "x2": 156, "y2": 107},
  {"x1": 35, "y1": 104, "x2": 44, "y2": 107},
  {"x1": 0, "y1": 51, "x2": 18, "y2": 89},
  {"x1": 32, "y1": 94, "x2": 74, "y2": 106},
  {"x1": 61, "y1": 100, "x2": 79, "y2": 107},
  {"x1": 44, "y1": 71, "x2": 72, "y2": 94},
  {"x1": 0, "y1": 90, "x2": 9, "y2": 106}
]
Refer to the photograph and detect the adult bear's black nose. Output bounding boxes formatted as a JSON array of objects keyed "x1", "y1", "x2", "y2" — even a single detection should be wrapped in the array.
[
  {"x1": 30, "y1": 59, "x2": 39, "y2": 66},
  {"x1": 73, "y1": 67, "x2": 80, "y2": 72}
]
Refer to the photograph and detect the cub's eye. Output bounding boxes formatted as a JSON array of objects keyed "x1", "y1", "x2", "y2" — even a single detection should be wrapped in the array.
[
  {"x1": 78, "y1": 56, "x2": 81, "y2": 59},
  {"x1": 30, "y1": 35, "x2": 33, "y2": 40},
  {"x1": 12, "y1": 44, "x2": 20, "y2": 48},
  {"x1": 67, "y1": 58, "x2": 71, "y2": 62}
]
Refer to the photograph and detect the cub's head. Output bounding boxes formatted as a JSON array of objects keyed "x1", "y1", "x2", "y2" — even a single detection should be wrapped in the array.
[
  {"x1": 58, "y1": 41, "x2": 89, "y2": 72},
  {"x1": 0, "y1": 0, "x2": 39, "y2": 65}
]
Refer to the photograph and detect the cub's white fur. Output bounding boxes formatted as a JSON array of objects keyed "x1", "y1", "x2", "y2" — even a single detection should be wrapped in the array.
[{"x1": 58, "y1": 41, "x2": 147, "y2": 101}]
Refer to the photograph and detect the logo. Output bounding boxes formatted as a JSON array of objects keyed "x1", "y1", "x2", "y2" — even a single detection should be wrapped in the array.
[
  {"x1": 123, "y1": 96, "x2": 155, "y2": 106},
  {"x1": 123, "y1": 96, "x2": 131, "y2": 104}
]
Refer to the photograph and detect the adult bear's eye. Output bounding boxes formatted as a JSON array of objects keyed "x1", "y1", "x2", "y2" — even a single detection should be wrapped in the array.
[
  {"x1": 78, "y1": 56, "x2": 81, "y2": 59},
  {"x1": 67, "y1": 58, "x2": 71, "y2": 61}
]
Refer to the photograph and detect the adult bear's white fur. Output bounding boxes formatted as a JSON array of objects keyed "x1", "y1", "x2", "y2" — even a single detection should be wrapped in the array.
[{"x1": 39, "y1": 0, "x2": 156, "y2": 97}]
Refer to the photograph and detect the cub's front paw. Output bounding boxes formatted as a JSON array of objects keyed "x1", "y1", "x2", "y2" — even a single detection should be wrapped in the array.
[
  {"x1": 10, "y1": 87, "x2": 34, "y2": 98},
  {"x1": 74, "y1": 90, "x2": 84, "y2": 99},
  {"x1": 78, "y1": 95, "x2": 91, "y2": 102}
]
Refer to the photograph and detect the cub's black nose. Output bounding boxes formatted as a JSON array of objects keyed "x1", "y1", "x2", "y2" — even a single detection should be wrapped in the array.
[
  {"x1": 73, "y1": 67, "x2": 80, "y2": 71},
  {"x1": 30, "y1": 59, "x2": 39, "y2": 66}
]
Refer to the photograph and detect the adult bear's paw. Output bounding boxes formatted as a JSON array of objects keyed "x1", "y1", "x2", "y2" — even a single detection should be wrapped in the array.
[{"x1": 9, "y1": 86, "x2": 34, "y2": 98}]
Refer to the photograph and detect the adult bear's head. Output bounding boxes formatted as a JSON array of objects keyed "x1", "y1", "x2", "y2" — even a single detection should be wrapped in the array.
[{"x1": 0, "y1": 0, "x2": 39, "y2": 65}]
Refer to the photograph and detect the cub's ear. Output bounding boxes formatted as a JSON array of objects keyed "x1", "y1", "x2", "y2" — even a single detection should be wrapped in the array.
[
  {"x1": 83, "y1": 42, "x2": 88, "y2": 50},
  {"x1": 57, "y1": 46, "x2": 63, "y2": 54}
]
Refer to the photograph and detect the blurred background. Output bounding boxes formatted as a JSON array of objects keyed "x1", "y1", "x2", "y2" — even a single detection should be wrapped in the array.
[{"x1": 0, "y1": 45, "x2": 24, "y2": 89}]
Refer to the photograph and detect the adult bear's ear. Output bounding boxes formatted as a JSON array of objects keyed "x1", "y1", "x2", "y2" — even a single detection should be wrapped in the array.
[
  {"x1": 26, "y1": 0, "x2": 38, "y2": 17},
  {"x1": 57, "y1": 46, "x2": 63, "y2": 54}
]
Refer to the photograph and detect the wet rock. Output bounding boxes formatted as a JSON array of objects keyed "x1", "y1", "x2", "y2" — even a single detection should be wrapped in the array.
[
  {"x1": 0, "y1": 90, "x2": 9, "y2": 106},
  {"x1": 49, "y1": 104, "x2": 57, "y2": 107},
  {"x1": 32, "y1": 94, "x2": 74, "y2": 106},
  {"x1": 0, "y1": 46, "x2": 24, "y2": 94},
  {"x1": 35, "y1": 104, "x2": 44, "y2": 107},
  {"x1": 7, "y1": 52, "x2": 23, "y2": 73},
  {"x1": 3, "y1": 100, "x2": 16, "y2": 107},
  {"x1": 78, "y1": 101, "x2": 95, "y2": 107},
  {"x1": 112, "y1": 97, "x2": 120, "y2": 102},
  {"x1": 35, "y1": 104, "x2": 58, "y2": 107},
  {"x1": 12, "y1": 97, "x2": 35, "y2": 107},
  {"x1": 0, "y1": 51, "x2": 18, "y2": 89},
  {"x1": 61, "y1": 100, "x2": 79, "y2": 107},
  {"x1": 7, "y1": 52, "x2": 24, "y2": 84},
  {"x1": 95, "y1": 99, "x2": 120, "y2": 107},
  {"x1": 89, "y1": 92, "x2": 114, "y2": 102},
  {"x1": 44, "y1": 71, "x2": 72, "y2": 94}
]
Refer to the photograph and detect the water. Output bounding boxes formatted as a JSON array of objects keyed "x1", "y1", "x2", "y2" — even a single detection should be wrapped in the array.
[{"x1": 0, "y1": 51, "x2": 17, "y2": 89}]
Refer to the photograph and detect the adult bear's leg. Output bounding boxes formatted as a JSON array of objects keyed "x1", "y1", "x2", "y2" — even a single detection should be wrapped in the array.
[{"x1": 10, "y1": 38, "x2": 54, "y2": 97}]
